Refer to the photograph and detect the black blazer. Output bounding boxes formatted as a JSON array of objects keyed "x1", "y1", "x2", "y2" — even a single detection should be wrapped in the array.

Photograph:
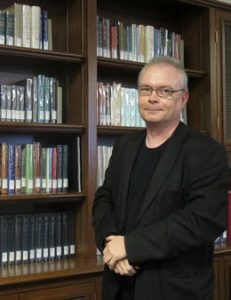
[{"x1": 92, "y1": 123, "x2": 229, "y2": 300}]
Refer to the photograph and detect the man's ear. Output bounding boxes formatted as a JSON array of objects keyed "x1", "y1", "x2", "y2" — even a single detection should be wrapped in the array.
[{"x1": 182, "y1": 91, "x2": 189, "y2": 106}]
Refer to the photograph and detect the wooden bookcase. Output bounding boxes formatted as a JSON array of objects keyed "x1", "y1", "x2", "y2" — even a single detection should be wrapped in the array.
[{"x1": 0, "y1": 0, "x2": 230, "y2": 299}]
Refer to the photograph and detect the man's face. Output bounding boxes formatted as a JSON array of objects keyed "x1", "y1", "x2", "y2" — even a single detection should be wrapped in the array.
[{"x1": 138, "y1": 64, "x2": 189, "y2": 127}]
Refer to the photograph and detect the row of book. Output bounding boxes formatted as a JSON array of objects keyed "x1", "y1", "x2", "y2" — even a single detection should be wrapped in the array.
[
  {"x1": 0, "y1": 142, "x2": 69, "y2": 195},
  {"x1": 0, "y1": 75, "x2": 63, "y2": 124},
  {"x1": 0, "y1": 211, "x2": 75, "y2": 266},
  {"x1": 0, "y1": 3, "x2": 52, "y2": 50},
  {"x1": 97, "y1": 82, "x2": 145, "y2": 128},
  {"x1": 97, "y1": 16, "x2": 184, "y2": 63}
]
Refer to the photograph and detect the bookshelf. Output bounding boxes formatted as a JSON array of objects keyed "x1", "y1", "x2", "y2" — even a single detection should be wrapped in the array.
[{"x1": 0, "y1": 0, "x2": 229, "y2": 299}]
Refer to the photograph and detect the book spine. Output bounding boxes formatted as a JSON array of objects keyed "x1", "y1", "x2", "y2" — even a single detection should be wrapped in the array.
[
  {"x1": 32, "y1": 76, "x2": 38, "y2": 123},
  {"x1": 62, "y1": 145, "x2": 69, "y2": 192},
  {"x1": 38, "y1": 74, "x2": 45, "y2": 123},
  {"x1": 1, "y1": 143, "x2": 8, "y2": 195},
  {"x1": 25, "y1": 144, "x2": 33, "y2": 194},
  {"x1": 44, "y1": 76, "x2": 51, "y2": 123},
  {"x1": 62, "y1": 212, "x2": 69, "y2": 258},
  {"x1": 7, "y1": 215, "x2": 15, "y2": 264},
  {"x1": 41, "y1": 147, "x2": 46, "y2": 193},
  {"x1": 57, "y1": 144, "x2": 63, "y2": 192},
  {"x1": 6, "y1": 84, "x2": 12, "y2": 122},
  {"x1": 43, "y1": 213, "x2": 49, "y2": 261},
  {"x1": 55, "y1": 212, "x2": 62, "y2": 259},
  {"x1": 0, "y1": 11, "x2": 6, "y2": 45},
  {"x1": 11, "y1": 85, "x2": 17, "y2": 121},
  {"x1": 35, "y1": 214, "x2": 43, "y2": 261},
  {"x1": 48, "y1": 213, "x2": 56, "y2": 260},
  {"x1": 20, "y1": 145, "x2": 26, "y2": 194},
  {"x1": 33, "y1": 142, "x2": 41, "y2": 193},
  {"x1": 5, "y1": 11, "x2": 14, "y2": 46},
  {"x1": 8, "y1": 144, "x2": 15, "y2": 195},
  {"x1": 50, "y1": 77, "x2": 57, "y2": 123},
  {"x1": 1, "y1": 215, "x2": 8, "y2": 265},
  {"x1": 52, "y1": 147, "x2": 57, "y2": 193},
  {"x1": 22, "y1": 214, "x2": 29, "y2": 263},
  {"x1": 22, "y1": 4, "x2": 31, "y2": 48},
  {"x1": 68, "y1": 211, "x2": 76, "y2": 256},
  {"x1": 1, "y1": 84, "x2": 7, "y2": 121},
  {"x1": 25, "y1": 78, "x2": 33, "y2": 123},
  {"x1": 28, "y1": 214, "x2": 35, "y2": 262},
  {"x1": 15, "y1": 214, "x2": 22, "y2": 264},
  {"x1": 42, "y1": 10, "x2": 48, "y2": 50},
  {"x1": 31, "y1": 6, "x2": 41, "y2": 49}
]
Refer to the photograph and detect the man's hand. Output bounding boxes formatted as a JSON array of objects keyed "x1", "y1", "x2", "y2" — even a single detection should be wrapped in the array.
[
  {"x1": 113, "y1": 258, "x2": 137, "y2": 276},
  {"x1": 103, "y1": 235, "x2": 126, "y2": 269}
]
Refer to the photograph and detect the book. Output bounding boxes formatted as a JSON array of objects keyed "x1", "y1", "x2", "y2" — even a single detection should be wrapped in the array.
[
  {"x1": 57, "y1": 85, "x2": 63, "y2": 123},
  {"x1": 7, "y1": 215, "x2": 15, "y2": 264},
  {"x1": 28, "y1": 214, "x2": 35, "y2": 262},
  {"x1": 31, "y1": 6, "x2": 41, "y2": 49},
  {"x1": 0, "y1": 11, "x2": 6, "y2": 45},
  {"x1": 20, "y1": 145, "x2": 26, "y2": 194},
  {"x1": 32, "y1": 76, "x2": 38, "y2": 123},
  {"x1": 62, "y1": 212, "x2": 69, "y2": 258},
  {"x1": 43, "y1": 213, "x2": 49, "y2": 261},
  {"x1": 15, "y1": 145, "x2": 21, "y2": 195},
  {"x1": 5, "y1": 11, "x2": 14, "y2": 46},
  {"x1": 35, "y1": 214, "x2": 43, "y2": 261},
  {"x1": 1, "y1": 143, "x2": 8, "y2": 195},
  {"x1": 25, "y1": 144, "x2": 33, "y2": 194},
  {"x1": 0, "y1": 215, "x2": 8, "y2": 265},
  {"x1": 22, "y1": 4, "x2": 31, "y2": 48},
  {"x1": 62, "y1": 145, "x2": 69, "y2": 192},
  {"x1": 48, "y1": 213, "x2": 56, "y2": 260},
  {"x1": 55, "y1": 212, "x2": 62, "y2": 259},
  {"x1": 33, "y1": 142, "x2": 41, "y2": 193},
  {"x1": 8, "y1": 144, "x2": 15, "y2": 195},
  {"x1": 37, "y1": 74, "x2": 45, "y2": 123},
  {"x1": 0, "y1": 84, "x2": 7, "y2": 121},
  {"x1": 15, "y1": 215, "x2": 22, "y2": 264},
  {"x1": 41, "y1": 10, "x2": 48, "y2": 50},
  {"x1": 6, "y1": 84, "x2": 12, "y2": 122},
  {"x1": 22, "y1": 214, "x2": 29, "y2": 262}
]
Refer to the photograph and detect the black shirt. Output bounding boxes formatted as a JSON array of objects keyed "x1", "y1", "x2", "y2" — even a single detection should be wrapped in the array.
[{"x1": 124, "y1": 138, "x2": 168, "y2": 233}]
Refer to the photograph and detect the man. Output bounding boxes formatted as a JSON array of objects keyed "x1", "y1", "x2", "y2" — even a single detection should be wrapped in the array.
[{"x1": 92, "y1": 56, "x2": 228, "y2": 300}]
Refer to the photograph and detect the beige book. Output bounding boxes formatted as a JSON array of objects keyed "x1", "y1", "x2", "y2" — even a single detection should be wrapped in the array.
[
  {"x1": 22, "y1": 4, "x2": 31, "y2": 47},
  {"x1": 31, "y1": 6, "x2": 41, "y2": 49}
]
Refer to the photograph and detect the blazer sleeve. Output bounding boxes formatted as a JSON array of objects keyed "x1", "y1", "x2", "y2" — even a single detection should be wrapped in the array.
[
  {"x1": 125, "y1": 141, "x2": 229, "y2": 265},
  {"x1": 92, "y1": 140, "x2": 120, "y2": 253}
]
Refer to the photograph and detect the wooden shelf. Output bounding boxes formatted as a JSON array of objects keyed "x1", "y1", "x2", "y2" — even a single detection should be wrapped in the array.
[
  {"x1": 0, "y1": 45, "x2": 85, "y2": 63},
  {"x1": 0, "y1": 123, "x2": 85, "y2": 134},
  {"x1": 0, "y1": 192, "x2": 85, "y2": 205},
  {"x1": 97, "y1": 57, "x2": 206, "y2": 79},
  {"x1": 214, "y1": 244, "x2": 231, "y2": 256},
  {"x1": 0, "y1": 256, "x2": 103, "y2": 287},
  {"x1": 97, "y1": 125, "x2": 144, "y2": 135}
]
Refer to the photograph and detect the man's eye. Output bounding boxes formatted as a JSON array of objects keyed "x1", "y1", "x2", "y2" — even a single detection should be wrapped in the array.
[
  {"x1": 141, "y1": 87, "x2": 151, "y2": 92},
  {"x1": 159, "y1": 88, "x2": 173, "y2": 94}
]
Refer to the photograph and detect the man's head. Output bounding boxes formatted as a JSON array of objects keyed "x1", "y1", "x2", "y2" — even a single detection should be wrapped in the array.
[{"x1": 137, "y1": 56, "x2": 189, "y2": 128}]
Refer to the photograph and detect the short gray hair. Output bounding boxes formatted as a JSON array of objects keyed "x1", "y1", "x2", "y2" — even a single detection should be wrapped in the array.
[{"x1": 138, "y1": 56, "x2": 188, "y2": 91}]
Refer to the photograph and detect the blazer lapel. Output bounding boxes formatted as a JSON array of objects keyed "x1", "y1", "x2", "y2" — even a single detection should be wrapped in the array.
[
  {"x1": 118, "y1": 130, "x2": 146, "y2": 229},
  {"x1": 136, "y1": 123, "x2": 189, "y2": 224}
]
